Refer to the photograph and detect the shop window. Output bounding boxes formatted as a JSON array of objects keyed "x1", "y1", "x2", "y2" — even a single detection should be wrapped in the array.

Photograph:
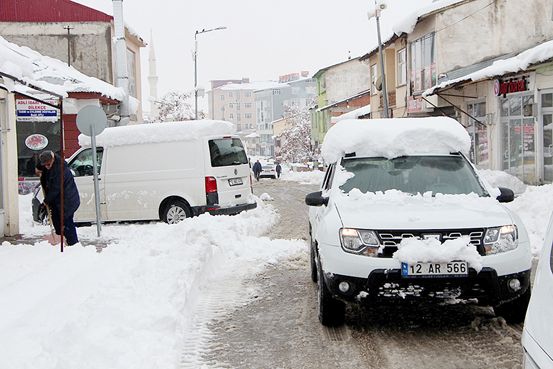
[
  {"x1": 542, "y1": 93, "x2": 553, "y2": 108},
  {"x1": 397, "y1": 48, "x2": 407, "y2": 86},
  {"x1": 467, "y1": 102, "x2": 488, "y2": 168},
  {"x1": 17, "y1": 121, "x2": 61, "y2": 178}
]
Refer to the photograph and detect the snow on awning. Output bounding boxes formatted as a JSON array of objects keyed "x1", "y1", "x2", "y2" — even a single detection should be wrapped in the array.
[
  {"x1": 331, "y1": 105, "x2": 371, "y2": 125},
  {"x1": 0, "y1": 36, "x2": 124, "y2": 100},
  {"x1": 424, "y1": 40, "x2": 553, "y2": 97},
  {"x1": 321, "y1": 117, "x2": 471, "y2": 163}
]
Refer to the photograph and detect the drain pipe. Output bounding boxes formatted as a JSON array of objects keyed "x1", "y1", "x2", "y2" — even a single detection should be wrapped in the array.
[{"x1": 112, "y1": 0, "x2": 130, "y2": 126}]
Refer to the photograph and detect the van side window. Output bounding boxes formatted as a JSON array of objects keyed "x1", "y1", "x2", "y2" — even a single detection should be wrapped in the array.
[
  {"x1": 208, "y1": 138, "x2": 248, "y2": 167},
  {"x1": 69, "y1": 148, "x2": 104, "y2": 177}
]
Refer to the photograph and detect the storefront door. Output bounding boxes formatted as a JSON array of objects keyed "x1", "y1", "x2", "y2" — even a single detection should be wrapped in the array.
[
  {"x1": 500, "y1": 93, "x2": 537, "y2": 184},
  {"x1": 541, "y1": 90, "x2": 553, "y2": 183}
]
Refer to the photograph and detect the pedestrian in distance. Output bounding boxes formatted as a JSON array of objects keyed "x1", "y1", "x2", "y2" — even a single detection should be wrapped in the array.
[
  {"x1": 252, "y1": 159, "x2": 262, "y2": 181},
  {"x1": 37, "y1": 150, "x2": 81, "y2": 246},
  {"x1": 276, "y1": 163, "x2": 282, "y2": 179}
]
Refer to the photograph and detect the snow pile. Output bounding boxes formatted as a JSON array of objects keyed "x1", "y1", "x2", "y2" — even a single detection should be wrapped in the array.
[
  {"x1": 0, "y1": 36, "x2": 123, "y2": 100},
  {"x1": 321, "y1": 117, "x2": 471, "y2": 163},
  {"x1": 79, "y1": 120, "x2": 234, "y2": 147},
  {"x1": 259, "y1": 193, "x2": 273, "y2": 201},
  {"x1": 393, "y1": 237, "x2": 483, "y2": 272},
  {"x1": 2, "y1": 195, "x2": 303, "y2": 369},
  {"x1": 506, "y1": 184, "x2": 553, "y2": 255},
  {"x1": 478, "y1": 169, "x2": 527, "y2": 195},
  {"x1": 425, "y1": 40, "x2": 553, "y2": 96},
  {"x1": 393, "y1": 0, "x2": 464, "y2": 35},
  {"x1": 281, "y1": 170, "x2": 325, "y2": 185}
]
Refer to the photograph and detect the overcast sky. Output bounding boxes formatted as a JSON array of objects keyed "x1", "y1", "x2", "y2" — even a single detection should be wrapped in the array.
[{"x1": 73, "y1": 0, "x2": 432, "y2": 112}]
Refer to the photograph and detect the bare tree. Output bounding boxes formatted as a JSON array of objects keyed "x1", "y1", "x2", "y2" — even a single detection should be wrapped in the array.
[
  {"x1": 278, "y1": 105, "x2": 314, "y2": 163},
  {"x1": 156, "y1": 91, "x2": 204, "y2": 122}
]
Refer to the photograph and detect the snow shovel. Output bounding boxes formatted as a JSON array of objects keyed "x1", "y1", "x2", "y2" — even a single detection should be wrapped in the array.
[{"x1": 43, "y1": 202, "x2": 60, "y2": 246}]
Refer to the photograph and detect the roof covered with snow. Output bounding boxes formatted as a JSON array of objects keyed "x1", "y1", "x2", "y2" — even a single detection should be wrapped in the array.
[
  {"x1": 0, "y1": 36, "x2": 124, "y2": 100},
  {"x1": 321, "y1": 117, "x2": 471, "y2": 163},
  {"x1": 218, "y1": 81, "x2": 287, "y2": 92},
  {"x1": 78, "y1": 120, "x2": 235, "y2": 148},
  {"x1": 424, "y1": 40, "x2": 553, "y2": 96},
  {"x1": 332, "y1": 105, "x2": 371, "y2": 124}
]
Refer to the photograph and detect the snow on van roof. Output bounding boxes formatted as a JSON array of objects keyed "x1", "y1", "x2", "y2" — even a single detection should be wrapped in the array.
[
  {"x1": 78, "y1": 120, "x2": 235, "y2": 148},
  {"x1": 321, "y1": 117, "x2": 471, "y2": 163}
]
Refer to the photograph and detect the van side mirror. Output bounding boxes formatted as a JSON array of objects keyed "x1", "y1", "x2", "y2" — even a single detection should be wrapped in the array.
[
  {"x1": 305, "y1": 191, "x2": 329, "y2": 207},
  {"x1": 496, "y1": 187, "x2": 515, "y2": 203}
]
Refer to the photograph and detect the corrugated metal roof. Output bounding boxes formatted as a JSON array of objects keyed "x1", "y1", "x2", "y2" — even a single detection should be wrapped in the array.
[{"x1": 0, "y1": 0, "x2": 113, "y2": 23}]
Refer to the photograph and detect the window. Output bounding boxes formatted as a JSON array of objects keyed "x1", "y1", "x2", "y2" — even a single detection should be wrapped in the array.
[
  {"x1": 467, "y1": 102, "x2": 488, "y2": 168},
  {"x1": 220, "y1": 94, "x2": 225, "y2": 101},
  {"x1": 237, "y1": 114, "x2": 241, "y2": 121},
  {"x1": 245, "y1": 113, "x2": 252, "y2": 119},
  {"x1": 208, "y1": 138, "x2": 248, "y2": 167},
  {"x1": 245, "y1": 103, "x2": 252, "y2": 108},
  {"x1": 245, "y1": 92, "x2": 251, "y2": 97},
  {"x1": 69, "y1": 148, "x2": 104, "y2": 177},
  {"x1": 229, "y1": 103, "x2": 233, "y2": 109},
  {"x1": 228, "y1": 92, "x2": 233, "y2": 97},
  {"x1": 236, "y1": 103, "x2": 240, "y2": 110},
  {"x1": 370, "y1": 64, "x2": 378, "y2": 95},
  {"x1": 409, "y1": 32, "x2": 436, "y2": 93},
  {"x1": 397, "y1": 48, "x2": 407, "y2": 86},
  {"x1": 229, "y1": 113, "x2": 234, "y2": 119},
  {"x1": 273, "y1": 89, "x2": 281, "y2": 95}
]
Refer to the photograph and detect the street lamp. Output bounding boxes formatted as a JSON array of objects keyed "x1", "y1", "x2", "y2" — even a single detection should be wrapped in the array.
[
  {"x1": 368, "y1": 1, "x2": 389, "y2": 118},
  {"x1": 194, "y1": 26, "x2": 227, "y2": 120}
]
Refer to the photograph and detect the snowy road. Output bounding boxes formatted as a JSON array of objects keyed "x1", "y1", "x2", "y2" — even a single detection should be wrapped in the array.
[{"x1": 191, "y1": 179, "x2": 525, "y2": 369}]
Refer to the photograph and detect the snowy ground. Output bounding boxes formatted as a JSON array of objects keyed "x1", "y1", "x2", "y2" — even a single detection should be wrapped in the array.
[
  {"x1": 280, "y1": 169, "x2": 325, "y2": 185},
  {"x1": 2, "y1": 169, "x2": 552, "y2": 368},
  {"x1": 0, "y1": 195, "x2": 304, "y2": 369}
]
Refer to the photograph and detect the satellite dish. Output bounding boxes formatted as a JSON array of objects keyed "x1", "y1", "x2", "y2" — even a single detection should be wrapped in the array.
[{"x1": 375, "y1": 76, "x2": 383, "y2": 91}]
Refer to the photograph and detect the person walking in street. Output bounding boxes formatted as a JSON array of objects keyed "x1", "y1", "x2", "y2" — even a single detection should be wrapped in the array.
[
  {"x1": 37, "y1": 150, "x2": 81, "y2": 246},
  {"x1": 252, "y1": 159, "x2": 262, "y2": 181},
  {"x1": 276, "y1": 163, "x2": 282, "y2": 179}
]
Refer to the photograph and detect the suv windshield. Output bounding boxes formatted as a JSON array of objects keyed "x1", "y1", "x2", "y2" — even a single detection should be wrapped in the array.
[
  {"x1": 339, "y1": 155, "x2": 487, "y2": 196},
  {"x1": 209, "y1": 138, "x2": 248, "y2": 167}
]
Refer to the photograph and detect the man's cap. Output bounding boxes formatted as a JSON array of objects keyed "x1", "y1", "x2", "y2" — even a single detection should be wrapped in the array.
[{"x1": 39, "y1": 150, "x2": 54, "y2": 164}]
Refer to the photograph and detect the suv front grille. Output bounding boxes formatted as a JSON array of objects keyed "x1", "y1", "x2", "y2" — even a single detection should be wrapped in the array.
[{"x1": 376, "y1": 228, "x2": 485, "y2": 257}]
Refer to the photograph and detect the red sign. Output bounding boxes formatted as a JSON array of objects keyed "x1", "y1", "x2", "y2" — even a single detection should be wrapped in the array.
[{"x1": 494, "y1": 77, "x2": 528, "y2": 97}]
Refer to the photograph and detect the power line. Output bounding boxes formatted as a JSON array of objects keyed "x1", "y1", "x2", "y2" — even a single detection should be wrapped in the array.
[{"x1": 434, "y1": 0, "x2": 496, "y2": 34}]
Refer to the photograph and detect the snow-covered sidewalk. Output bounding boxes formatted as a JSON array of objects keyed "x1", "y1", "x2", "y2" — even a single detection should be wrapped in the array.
[{"x1": 0, "y1": 195, "x2": 304, "y2": 369}]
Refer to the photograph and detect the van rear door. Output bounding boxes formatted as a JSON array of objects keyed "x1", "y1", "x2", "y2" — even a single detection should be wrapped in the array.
[{"x1": 205, "y1": 136, "x2": 252, "y2": 209}]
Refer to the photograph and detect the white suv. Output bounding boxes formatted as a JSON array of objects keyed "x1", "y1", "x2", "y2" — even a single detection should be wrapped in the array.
[{"x1": 306, "y1": 117, "x2": 532, "y2": 326}]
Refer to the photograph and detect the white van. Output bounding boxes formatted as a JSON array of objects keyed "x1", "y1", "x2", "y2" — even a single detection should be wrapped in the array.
[{"x1": 34, "y1": 120, "x2": 256, "y2": 224}]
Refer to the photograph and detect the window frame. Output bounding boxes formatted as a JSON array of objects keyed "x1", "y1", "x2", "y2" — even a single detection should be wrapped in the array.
[{"x1": 397, "y1": 48, "x2": 407, "y2": 87}]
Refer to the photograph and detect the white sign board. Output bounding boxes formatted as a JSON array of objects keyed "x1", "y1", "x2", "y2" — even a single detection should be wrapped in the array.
[{"x1": 16, "y1": 98, "x2": 59, "y2": 122}]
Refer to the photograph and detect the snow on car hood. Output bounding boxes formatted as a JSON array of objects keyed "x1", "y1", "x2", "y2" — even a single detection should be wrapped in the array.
[{"x1": 332, "y1": 189, "x2": 513, "y2": 230}]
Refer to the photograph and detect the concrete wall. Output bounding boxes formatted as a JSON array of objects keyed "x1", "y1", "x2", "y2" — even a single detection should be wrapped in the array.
[
  {"x1": 0, "y1": 90, "x2": 19, "y2": 236},
  {"x1": 0, "y1": 22, "x2": 113, "y2": 84},
  {"x1": 324, "y1": 59, "x2": 370, "y2": 104},
  {"x1": 436, "y1": 0, "x2": 553, "y2": 73}
]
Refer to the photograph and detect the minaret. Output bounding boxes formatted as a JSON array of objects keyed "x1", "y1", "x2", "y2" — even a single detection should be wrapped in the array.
[{"x1": 148, "y1": 30, "x2": 159, "y2": 121}]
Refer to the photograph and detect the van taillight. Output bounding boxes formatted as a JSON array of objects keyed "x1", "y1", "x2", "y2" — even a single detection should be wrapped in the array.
[{"x1": 205, "y1": 176, "x2": 218, "y2": 193}]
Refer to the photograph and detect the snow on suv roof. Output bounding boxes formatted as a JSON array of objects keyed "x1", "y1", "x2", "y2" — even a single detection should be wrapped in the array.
[
  {"x1": 79, "y1": 120, "x2": 234, "y2": 148},
  {"x1": 321, "y1": 117, "x2": 471, "y2": 163}
]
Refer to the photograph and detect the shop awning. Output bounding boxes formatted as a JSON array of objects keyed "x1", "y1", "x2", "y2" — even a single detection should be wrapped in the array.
[{"x1": 424, "y1": 40, "x2": 553, "y2": 97}]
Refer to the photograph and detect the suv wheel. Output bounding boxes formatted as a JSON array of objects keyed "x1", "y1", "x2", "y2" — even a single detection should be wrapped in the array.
[
  {"x1": 317, "y1": 256, "x2": 345, "y2": 326},
  {"x1": 493, "y1": 287, "x2": 531, "y2": 324}
]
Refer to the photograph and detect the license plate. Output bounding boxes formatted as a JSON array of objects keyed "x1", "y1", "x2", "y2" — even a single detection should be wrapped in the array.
[
  {"x1": 228, "y1": 178, "x2": 243, "y2": 186},
  {"x1": 401, "y1": 261, "x2": 468, "y2": 278}
]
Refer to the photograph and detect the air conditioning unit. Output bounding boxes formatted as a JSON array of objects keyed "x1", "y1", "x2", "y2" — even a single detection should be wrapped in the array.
[{"x1": 422, "y1": 95, "x2": 448, "y2": 110}]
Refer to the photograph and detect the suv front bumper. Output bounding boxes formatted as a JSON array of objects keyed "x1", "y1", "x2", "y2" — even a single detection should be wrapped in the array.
[{"x1": 323, "y1": 267, "x2": 531, "y2": 306}]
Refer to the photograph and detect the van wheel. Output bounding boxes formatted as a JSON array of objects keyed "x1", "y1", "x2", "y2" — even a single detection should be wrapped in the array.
[
  {"x1": 493, "y1": 287, "x2": 531, "y2": 324},
  {"x1": 317, "y1": 256, "x2": 345, "y2": 326},
  {"x1": 162, "y1": 200, "x2": 191, "y2": 224}
]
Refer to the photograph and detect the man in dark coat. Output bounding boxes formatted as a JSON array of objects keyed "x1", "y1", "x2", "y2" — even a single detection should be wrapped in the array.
[
  {"x1": 252, "y1": 160, "x2": 262, "y2": 181},
  {"x1": 276, "y1": 163, "x2": 282, "y2": 179},
  {"x1": 37, "y1": 150, "x2": 81, "y2": 245}
]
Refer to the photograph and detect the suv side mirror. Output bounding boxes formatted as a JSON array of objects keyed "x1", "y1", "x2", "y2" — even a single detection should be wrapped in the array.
[
  {"x1": 305, "y1": 191, "x2": 329, "y2": 207},
  {"x1": 496, "y1": 187, "x2": 515, "y2": 203}
]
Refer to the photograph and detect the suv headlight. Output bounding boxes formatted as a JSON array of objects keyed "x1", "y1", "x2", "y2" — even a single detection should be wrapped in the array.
[
  {"x1": 484, "y1": 225, "x2": 518, "y2": 255},
  {"x1": 339, "y1": 228, "x2": 380, "y2": 256}
]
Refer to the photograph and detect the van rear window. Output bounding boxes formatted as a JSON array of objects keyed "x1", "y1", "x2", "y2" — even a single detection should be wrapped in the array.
[{"x1": 209, "y1": 138, "x2": 248, "y2": 167}]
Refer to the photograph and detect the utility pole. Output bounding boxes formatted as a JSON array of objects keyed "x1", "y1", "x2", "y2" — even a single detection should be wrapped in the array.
[
  {"x1": 369, "y1": 1, "x2": 389, "y2": 118},
  {"x1": 63, "y1": 25, "x2": 74, "y2": 66}
]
